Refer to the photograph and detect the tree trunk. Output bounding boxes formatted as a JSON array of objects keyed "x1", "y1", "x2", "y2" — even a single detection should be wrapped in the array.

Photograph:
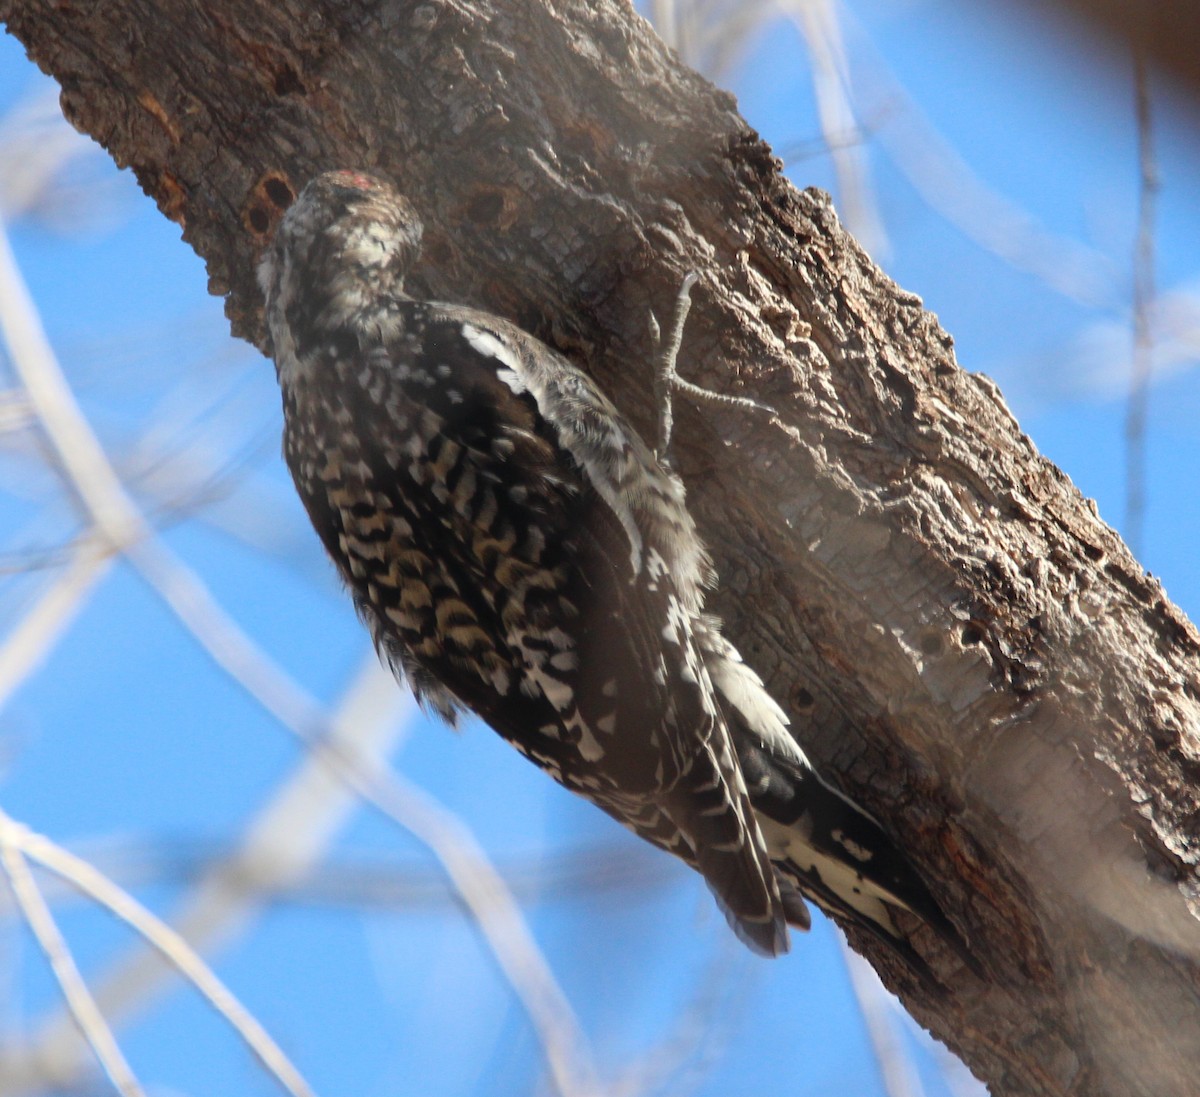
[{"x1": 2, "y1": 0, "x2": 1198, "y2": 1093}]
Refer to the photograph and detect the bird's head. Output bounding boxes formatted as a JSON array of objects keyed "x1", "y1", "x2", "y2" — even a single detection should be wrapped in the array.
[{"x1": 258, "y1": 170, "x2": 424, "y2": 351}]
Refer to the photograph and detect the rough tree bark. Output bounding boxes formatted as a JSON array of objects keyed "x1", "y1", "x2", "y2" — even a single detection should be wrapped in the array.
[{"x1": 2, "y1": 1, "x2": 1198, "y2": 1094}]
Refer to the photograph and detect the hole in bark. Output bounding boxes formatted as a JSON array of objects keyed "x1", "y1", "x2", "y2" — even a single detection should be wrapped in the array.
[
  {"x1": 247, "y1": 205, "x2": 270, "y2": 234},
  {"x1": 1150, "y1": 722, "x2": 1177, "y2": 749},
  {"x1": 1083, "y1": 542, "x2": 1105, "y2": 562},
  {"x1": 961, "y1": 624, "x2": 984, "y2": 646},
  {"x1": 264, "y1": 176, "x2": 295, "y2": 209},
  {"x1": 459, "y1": 185, "x2": 520, "y2": 231},
  {"x1": 791, "y1": 687, "x2": 815, "y2": 713},
  {"x1": 245, "y1": 173, "x2": 296, "y2": 238},
  {"x1": 273, "y1": 65, "x2": 305, "y2": 96}
]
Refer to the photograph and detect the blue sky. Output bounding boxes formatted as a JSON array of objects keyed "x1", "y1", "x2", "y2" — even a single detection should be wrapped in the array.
[{"x1": 0, "y1": 2, "x2": 1197, "y2": 1095}]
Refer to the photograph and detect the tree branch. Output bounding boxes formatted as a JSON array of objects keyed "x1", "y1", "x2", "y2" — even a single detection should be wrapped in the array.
[{"x1": 2, "y1": 0, "x2": 1198, "y2": 1092}]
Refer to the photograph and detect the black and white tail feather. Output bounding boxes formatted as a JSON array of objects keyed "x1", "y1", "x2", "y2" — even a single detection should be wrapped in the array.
[{"x1": 258, "y1": 169, "x2": 975, "y2": 980}]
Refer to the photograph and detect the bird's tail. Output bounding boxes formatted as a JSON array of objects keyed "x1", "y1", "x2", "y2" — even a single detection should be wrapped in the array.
[
  {"x1": 745, "y1": 742, "x2": 981, "y2": 979},
  {"x1": 695, "y1": 615, "x2": 978, "y2": 979},
  {"x1": 667, "y1": 732, "x2": 790, "y2": 958}
]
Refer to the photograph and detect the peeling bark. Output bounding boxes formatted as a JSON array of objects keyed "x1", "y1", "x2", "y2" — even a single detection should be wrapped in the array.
[{"x1": 2, "y1": 0, "x2": 1198, "y2": 1093}]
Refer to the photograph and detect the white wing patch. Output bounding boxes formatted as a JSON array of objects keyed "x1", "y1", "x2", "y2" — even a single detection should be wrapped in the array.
[
  {"x1": 461, "y1": 320, "x2": 647, "y2": 575},
  {"x1": 696, "y1": 620, "x2": 806, "y2": 769},
  {"x1": 462, "y1": 324, "x2": 528, "y2": 395}
]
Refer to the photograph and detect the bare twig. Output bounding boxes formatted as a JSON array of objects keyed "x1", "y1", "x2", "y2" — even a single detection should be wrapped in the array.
[
  {"x1": 335, "y1": 763, "x2": 604, "y2": 1097},
  {"x1": 0, "y1": 224, "x2": 140, "y2": 545},
  {"x1": 0, "y1": 208, "x2": 601, "y2": 1097},
  {"x1": 664, "y1": 1, "x2": 1119, "y2": 309},
  {"x1": 840, "y1": 939, "x2": 927, "y2": 1097},
  {"x1": 840, "y1": 8, "x2": 1120, "y2": 310},
  {"x1": 0, "y1": 813, "x2": 146, "y2": 1097},
  {"x1": 0, "y1": 836, "x2": 669, "y2": 918},
  {"x1": 776, "y1": 0, "x2": 887, "y2": 256},
  {"x1": 4, "y1": 811, "x2": 317, "y2": 1097},
  {"x1": 1124, "y1": 43, "x2": 1158, "y2": 555},
  {"x1": 0, "y1": 657, "x2": 405, "y2": 1095},
  {"x1": 0, "y1": 88, "x2": 123, "y2": 229},
  {"x1": 610, "y1": 937, "x2": 752, "y2": 1097},
  {"x1": 0, "y1": 536, "x2": 113, "y2": 711}
]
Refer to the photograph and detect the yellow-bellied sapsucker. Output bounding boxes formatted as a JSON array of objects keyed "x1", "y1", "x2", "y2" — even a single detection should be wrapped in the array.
[{"x1": 259, "y1": 170, "x2": 972, "y2": 972}]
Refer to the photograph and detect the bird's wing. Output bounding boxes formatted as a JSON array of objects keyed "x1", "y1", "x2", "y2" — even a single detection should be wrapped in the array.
[{"x1": 364, "y1": 303, "x2": 787, "y2": 953}]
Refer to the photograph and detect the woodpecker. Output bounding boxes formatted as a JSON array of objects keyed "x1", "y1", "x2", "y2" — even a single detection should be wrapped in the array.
[{"x1": 259, "y1": 169, "x2": 972, "y2": 973}]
